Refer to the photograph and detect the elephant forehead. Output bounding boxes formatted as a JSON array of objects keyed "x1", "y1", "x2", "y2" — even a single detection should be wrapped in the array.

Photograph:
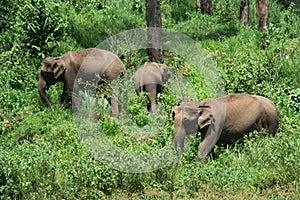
[
  {"x1": 174, "y1": 104, "x2": 199, "y2": 119},
  {"x1": 182, "y1": 108, "x2": 199, "y2": 120},
  {"x1": 173, "y1": 102, "x2": 199, "y2": 114},
  {"x1": 179, "y1": 102, "x2": 200, "y2": 108},
  {"x1": 43, "y1": 57, "x2": 56, "y2": 65}
]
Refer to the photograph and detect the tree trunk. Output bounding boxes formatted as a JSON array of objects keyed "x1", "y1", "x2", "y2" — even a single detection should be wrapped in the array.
[
  {"x1": 197, "y1": 0, "x2": 213, "y2": 15},
  {"x1": 239, "y1": 0, "x2": 250, "y2": 25},
  {"x1": 146, "y1": 0, "x2": 163, "y2": 63},
  {"x1": 256, "y1": 0, "x2": 270, "y2": 31}
]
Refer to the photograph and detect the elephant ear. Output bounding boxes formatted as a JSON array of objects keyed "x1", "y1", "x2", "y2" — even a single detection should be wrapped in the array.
[
  {"x1": 198, "y1": 105, "x2": 214, "y2": 129},
  {"x1": 172, "y1": 105, "x2": 181, "y2": 120},
  {"x1": 158, "y1": 64, "x2": 170, "y2": 84},
  {"x1": 52, "y1": 58, "x2": 66, "y2": 79}
]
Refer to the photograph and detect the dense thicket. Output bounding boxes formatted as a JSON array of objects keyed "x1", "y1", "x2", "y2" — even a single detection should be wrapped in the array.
[{"x1": 0, "y1": 0, "x2": 299, "y2": 199}]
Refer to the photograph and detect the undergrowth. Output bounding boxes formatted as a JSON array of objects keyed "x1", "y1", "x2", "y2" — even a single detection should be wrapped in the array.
[{"x1": 0, "y1": 0, "x2": 299, "y2": 199}]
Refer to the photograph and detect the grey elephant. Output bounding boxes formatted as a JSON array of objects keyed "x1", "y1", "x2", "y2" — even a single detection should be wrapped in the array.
[
  {"x1": 134, "y1": 62, "x2": 170, "y2": 112},
  {"x1": 38, "y1": 48, "x2": 127, "y2": 118},
  {"x1": 172, "y1": 94, "x2": 279, "y2": 162}
]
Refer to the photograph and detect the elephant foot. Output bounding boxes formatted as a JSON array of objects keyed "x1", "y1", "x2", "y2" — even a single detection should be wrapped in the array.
[
  {"x1": 110, "y1": 112, "x2": 119, "y2": 119},
  {"x1": 150, "y1": 104, "x2": 157, "y2": 113}
]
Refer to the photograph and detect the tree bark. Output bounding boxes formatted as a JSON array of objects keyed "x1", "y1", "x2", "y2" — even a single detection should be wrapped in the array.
[
  {"x1": 146, "y1": 0, "x2": 163, "y2": 63},
  {"x1": 256, "y1": 0, "x2": 270, "y2": 31},
  {"x1": 239, "y1": 0, "x2": 250, "y2": 25},
  {"x1": 197, "y1": 0, "x2": 213, "y2": 15}
]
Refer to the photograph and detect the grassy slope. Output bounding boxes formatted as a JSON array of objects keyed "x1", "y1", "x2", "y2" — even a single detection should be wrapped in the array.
[{"x1": 0, "y1": 0, "x2": 299, "y2": 199}]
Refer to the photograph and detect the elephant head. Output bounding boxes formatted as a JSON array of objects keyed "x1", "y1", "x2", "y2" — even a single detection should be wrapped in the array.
[
  {"x1": 172, "y1": 102, "x2": 214, "y2": 157},
  {"x1": 38, "y1": 57, "x2": 66, "y2": 107}
]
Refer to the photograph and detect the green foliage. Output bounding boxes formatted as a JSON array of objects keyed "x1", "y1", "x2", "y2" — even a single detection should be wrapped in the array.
[
  {"x1": 0, "y1": 0, "x2": 300, "y2": 198},
  {"x1": 1, "y1": 0, "x2": 69, "y2": 56},
  {"x1": 68, "y1": 0, "x2": 145, "y2": 48},
  {"x1": 166, "y1": 0, "x2": 196, "y2": 22},
  {"x1": 128, "y1": 92, "x2": 152, "y2": 127},
  {"x1": 213, "y1": 0, "x2": 240, "y2": 24}
]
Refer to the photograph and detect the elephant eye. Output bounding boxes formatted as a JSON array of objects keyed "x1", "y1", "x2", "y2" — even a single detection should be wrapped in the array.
[
  {"x1": 50, "y1": 64, "x2": 56, "y2": 71},
  {"x1": 182, "y1": 117, "x2": 189, "y2": 122}
]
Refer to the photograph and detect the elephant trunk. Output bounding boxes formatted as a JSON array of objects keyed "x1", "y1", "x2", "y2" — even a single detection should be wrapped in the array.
[
  {"x1": 38, "y1": 76, "x2": 51, "y2": 107},
  {"x1": 174, "y1": 125, "x2": 186, "y2": 157}
]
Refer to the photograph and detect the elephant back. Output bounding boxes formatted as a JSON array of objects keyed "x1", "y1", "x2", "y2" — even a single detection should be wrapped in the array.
[
  {"x1": 77, "y1": 48, "x2": 124, "y2": 76},
  {"x1": 134, "y1": 62, "x2": 164, "y2": 89},
  {"x1": 102, "y1": 58, "x2": 126, "y2": 81}
]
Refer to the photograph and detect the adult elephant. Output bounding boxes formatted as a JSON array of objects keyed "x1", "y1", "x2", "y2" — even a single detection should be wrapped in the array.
[
  {"x1": 134, "y1": 62, "x2": 170, "y2": 112},
  {"x1": 172, "y1": 94, "x2": 279, "y2": 162},
  {"x1": 38, "y1": 48, "x2": 127, "y2": 118}
]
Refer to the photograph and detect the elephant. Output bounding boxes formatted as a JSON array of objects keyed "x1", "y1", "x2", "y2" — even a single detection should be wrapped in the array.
[
  {"x1": 172, "y1": 94, "x2": 279, "y2": 162},
  {"x1": 133, "y1": 61, "x2": 170, "y2": 112},
  {"x1": 38, "y1": 48, "x2": 127, "y2": 118}
]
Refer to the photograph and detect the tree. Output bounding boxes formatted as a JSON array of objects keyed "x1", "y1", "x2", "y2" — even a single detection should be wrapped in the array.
[
  {"x1": 239, "y1": 0, "x2": 270, "y2": 31},
  {"x1": 146, "y1": 0, "x2": 163, "y2": 63},
  {"x1": 256, "y1": 0, "x2": 270, "y2": 30},
  {"x1": 197, "y1": 0, "x2": 213, "y2": 15},
  {"x1": 239, "y1": 0, "x2": 250, "y2": 25}
]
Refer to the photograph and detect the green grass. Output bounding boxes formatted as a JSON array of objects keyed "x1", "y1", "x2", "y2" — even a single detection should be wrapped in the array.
[{"x1": 0, "y1": 0, "x2": 299, "y2": 199}]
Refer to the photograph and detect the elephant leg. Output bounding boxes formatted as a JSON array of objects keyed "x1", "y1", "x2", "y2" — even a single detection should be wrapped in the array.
[
  {"x1": 110, "y1": 93, "x2": 119, "y2": 119},
  {"x1": 67, "y1": 79, "x2": 80, "y2": 111},
  {"x1": 100, "y1": 80, "x2": 120, "y2": 119},
  {"x1": 62, "y1": 68, "x2": 81, "y2": 111},
  {"x1": 146, "y1": 84, "x2": 158, "y2": 112},
  {"x1": 197, "y1": 125, "x2": 220, "y2": 162},
  {"x1": 110, "y1": 82, "x2": 120, "y2": 119},
  {"x1": 60, "y1": 93, "x2": 69, "y2": 108},
  {"x1": 60, "y1": 84, "x2": 71, "y2": 108}
]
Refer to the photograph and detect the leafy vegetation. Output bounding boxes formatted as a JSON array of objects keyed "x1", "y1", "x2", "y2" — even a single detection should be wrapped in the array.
[{"x1": 0, "y1": 0, "x2": 299, "y2": 199}]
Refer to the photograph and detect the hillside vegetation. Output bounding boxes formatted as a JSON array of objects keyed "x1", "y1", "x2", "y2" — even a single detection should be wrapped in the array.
[{"x1": 0, "y1": 0, "x2": 299, "y2": 199}]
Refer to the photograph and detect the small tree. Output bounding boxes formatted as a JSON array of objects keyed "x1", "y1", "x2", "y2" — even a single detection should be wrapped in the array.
[
  {"x1": 256, "y1": 0, "x2": 270, "y2": 30},
  {"x1": 146, "y1": 0, "x2": 163, "y2": 63},
  {"x1": 239, "y1": 0, "x2": 270, "y2": 31},
  {"x1": 197, "y1": 0, "x2": 213, "y2": 15},
  {"x1": 239, "y1": 0, "x2": 250, "y2": 25}
]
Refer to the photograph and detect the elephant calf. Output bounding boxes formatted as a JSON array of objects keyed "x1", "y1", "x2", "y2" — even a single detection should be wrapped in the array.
[
  {"x1": 172, "y1": 94, "x2": 279, "y2": 162},
  {"x1": 38, "y1": 48, "x2": 127, "y2": 118},
  {"x1": 134, "y1": 62, "x2": 170, "y2": 112}
]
